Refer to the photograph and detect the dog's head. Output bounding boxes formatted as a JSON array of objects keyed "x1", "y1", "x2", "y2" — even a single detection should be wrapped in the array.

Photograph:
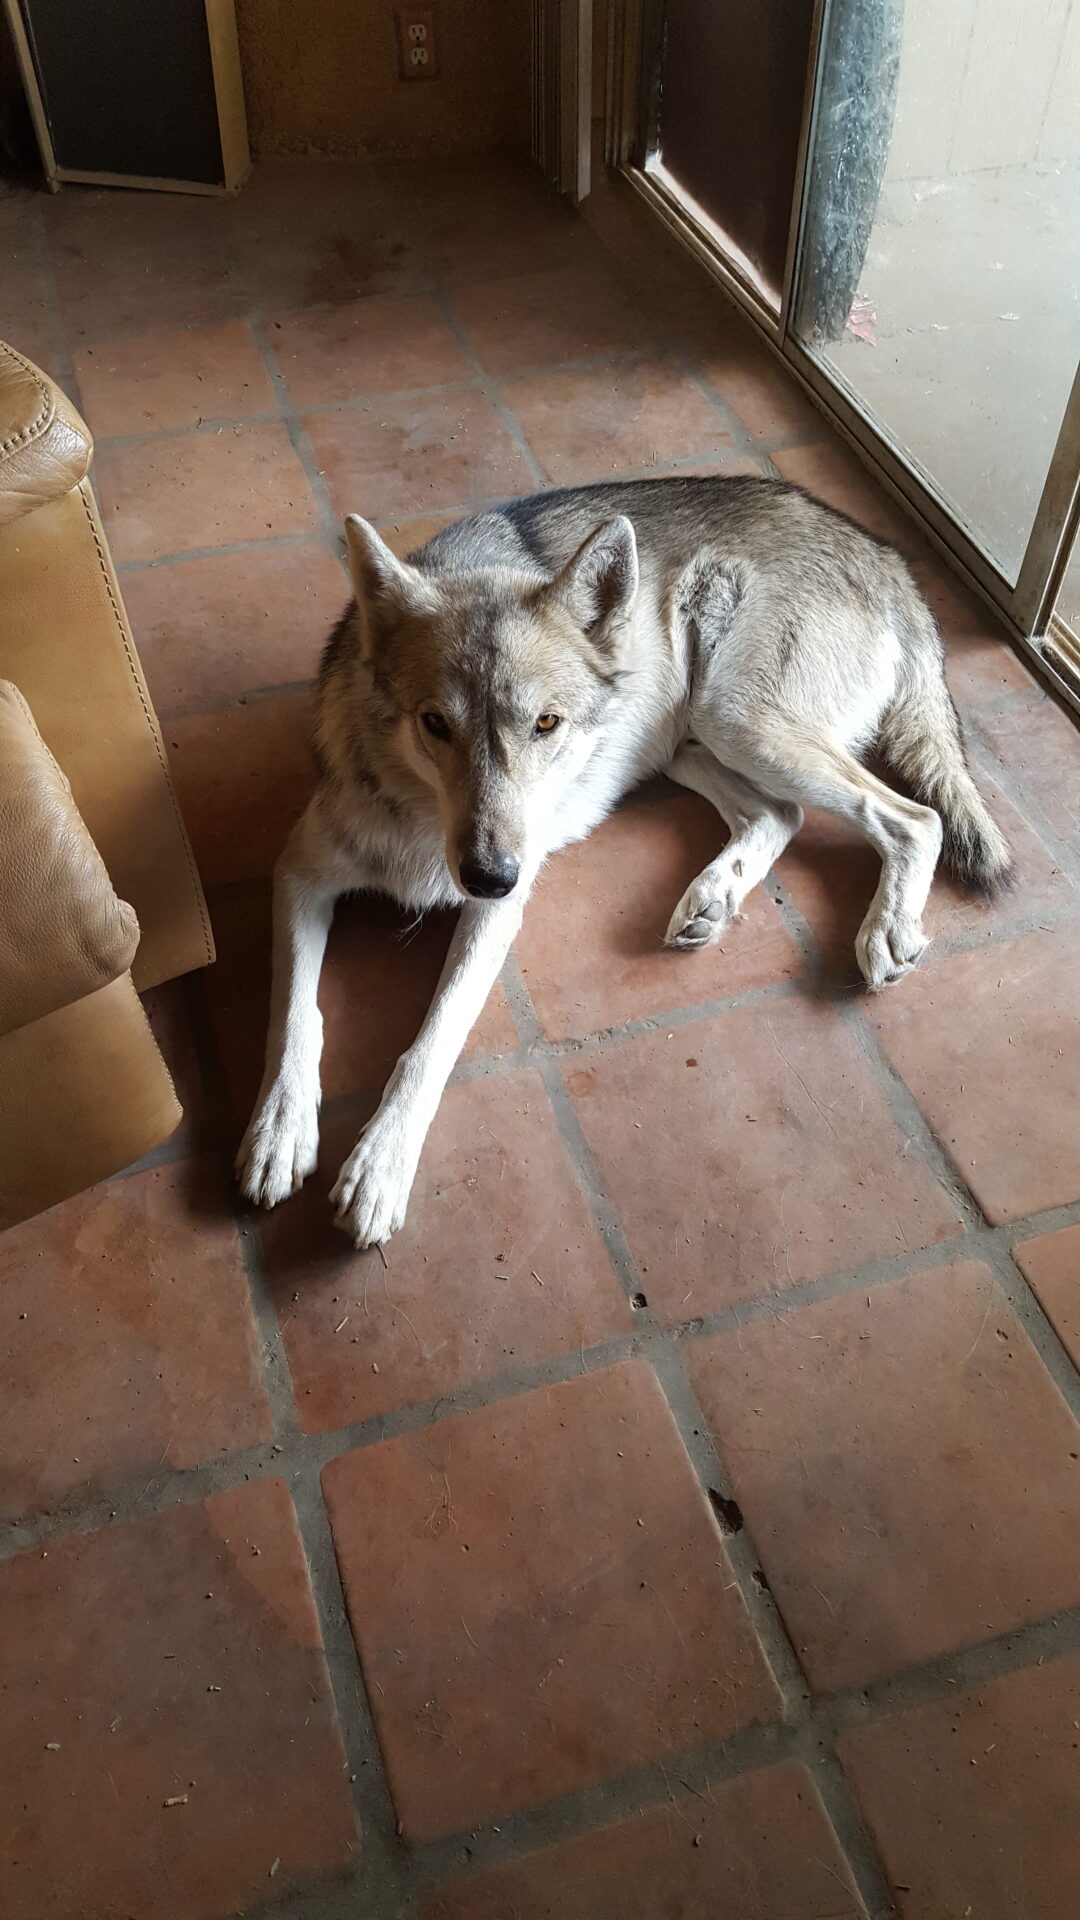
[{"x1": 344, "y1": 513, "x2": 638, "y2": 899}]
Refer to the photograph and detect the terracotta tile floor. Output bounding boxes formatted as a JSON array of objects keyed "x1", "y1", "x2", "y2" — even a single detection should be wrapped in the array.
[{"x1": 2, "y1": 153, "x2": 1080, "y2": 1920}]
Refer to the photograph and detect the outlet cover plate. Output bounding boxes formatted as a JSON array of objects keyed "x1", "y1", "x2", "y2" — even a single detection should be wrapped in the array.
[{"x1": 395, "y1": 8, "x2": 438, "y2": 81}]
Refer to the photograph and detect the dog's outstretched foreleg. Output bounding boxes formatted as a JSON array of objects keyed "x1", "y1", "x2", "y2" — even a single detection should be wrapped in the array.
[
  {"x1": 330, "y1": 892, "x2": 525, "y2": 1248},
  {"x1": 237, "y1": 807, "x2": 339, "y2": 1208}
]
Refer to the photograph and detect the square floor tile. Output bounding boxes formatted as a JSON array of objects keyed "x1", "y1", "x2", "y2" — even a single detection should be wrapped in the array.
[
  {"x1": 774, "y1": 438, "x2": 921, "y2": 551},
  {"x1": 123, "y1": 540, "x2": 346, "y2": 715},
  {"x1": 165, "y1": 693, "x2": 315, "y2": 889},
  {"x1": 910, "y1": 561, "x2": 1040, "y2": 711},
  {"x1": 258, "y1": 1072, "x2": 632, "y2": 1433},
  {"x1": 696, "y1": 320, "x2": 824, "y2": 442},
  {"x1": 449, "y1": 261, "x2": 656, "y2": 376},
  {"x1": 777, "y1": 777, "x2": 1069, "y2": 983},
  {"x1": 503, "y1": 358, "x2": 733, "y2": 484},
  {"x1": 46, "y1": 187, "x2": 238, "y2": 342},
  {"x1": 517, "y1": 784, "x2": 801, "y2": 1040},
  {"x1": 673, "y1": 453, "x2": 774, "y2": 480},
  {"x1": 376, "y1": 510, "x2": 463, "y2": 557},
  {"x1": 394, "y1": 157, "x2": 592, "y2": 287},
  {"x1": 3, "y1": 313, "x2": 61, "y2": 385},
  {"x1": 837, "y1": 1655, "x2": 1080, "y2": 1919},
  {"x1": 0, "y1": 1160, "x2": 271, "y2": 1521},
  {"x1": 0, "y1": 1480, "x2": 358, "y2": 1920},
  {"x1": 979, "y1": 700, "x2": 1080, "y2": 861},
  {"x1": 2, "y1": 235, "x2": 53, "y2": 361},
  {"x1": 305, "y1": 389, "x2": 533, "y2": 520},
  {"x1": 567, "y1": 995, "x2": 960, "y2": 1318},
  {"x1": 96, "y1": 423, "x2": 320, "y2": 563},
  {"x1": 323, "y1": 1360, "x2": 780, "y2": 1838},
  {"x1": 426, "y1": 1759, "x2": 866, "y2": 1918},
  {"x1": 73, "y1": 321, "x2": 276, "y2": 437},
  {"x1": 686, "y1": 1260, "x2": 1080, "y2": 1689},
  {"x1": 205, "y1": 883, "x2": 519, "y2": 1126},
  {"x1": 633, "y1": 266, "x2": 739, "y2": 364},
  {"x1": 269, "y1": 295, "x2": 473, "y2": 407},
  {"x1": 867, "y1": 928, "x2": 1080, "y2": 1223},
  {"x1": 45, "y1": 196, "x2": 213, "y2": 325},
  {"x1": 225, "y1": 165, "x2": 428, "y2": 311},
  {"x1": 1014, "y1": 1223, "x2": 1080, "y2": 1372}
]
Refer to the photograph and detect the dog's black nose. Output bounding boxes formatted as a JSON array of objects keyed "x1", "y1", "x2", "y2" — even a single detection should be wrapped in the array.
[{"x1": 459, "y1": 853, "x2": 520, "y2": 899}]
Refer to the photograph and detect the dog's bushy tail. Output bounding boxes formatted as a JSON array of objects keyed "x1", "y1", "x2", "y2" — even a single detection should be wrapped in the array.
[{"x1": 879, "y1": 599, "x2": 1013, "y2": 896}]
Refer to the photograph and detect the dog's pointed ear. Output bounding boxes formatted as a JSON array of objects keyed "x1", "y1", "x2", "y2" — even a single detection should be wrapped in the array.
[
  {"x1": 551, "y1": 516, "x2": 638, "y2": 648},
  {"x1": 344, "y1": 514, "x2": 434, "y2": 626}
]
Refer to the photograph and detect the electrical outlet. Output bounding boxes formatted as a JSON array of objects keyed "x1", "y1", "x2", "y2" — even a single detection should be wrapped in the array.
[{"x1": 395, "y1": 8, "x2": 438, "y2": 81}]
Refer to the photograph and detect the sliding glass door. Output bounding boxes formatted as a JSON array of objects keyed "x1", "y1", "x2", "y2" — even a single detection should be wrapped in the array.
[
  {"x1": 605, "y1": 0, "x2": 1080, "y2": 706},
  {"x1": 790, "y1": 0, "x2": 1080, "y2": 589},
  {"x1": 645, "y1": 0, "x2": 816, "y2": 312}
]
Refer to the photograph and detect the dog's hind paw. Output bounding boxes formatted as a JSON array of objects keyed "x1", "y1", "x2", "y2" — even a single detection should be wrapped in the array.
[
  {"x1": 236, "y1": 1095, "x2": 320, "y2": 1209},
  {"x1": 330, "y1": 1116, "x2": 420, "y2": 1249},
  {"x1": 856, "y1": 905, "x2": 929, "y2": 990}
]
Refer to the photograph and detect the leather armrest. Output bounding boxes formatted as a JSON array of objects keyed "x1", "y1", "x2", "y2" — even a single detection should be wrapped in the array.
[
  {"x1": 0, "y1": 341, "x2": 92, "y2": 528},
  {"x1": 0, "y1": 681, "x2": 139, "y2": 1036}
]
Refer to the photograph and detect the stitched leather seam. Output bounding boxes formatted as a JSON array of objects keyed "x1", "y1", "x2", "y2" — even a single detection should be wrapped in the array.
[
  {"x1": 0, "y1": 346, "x2": 52, "y2": 456},
  {"x1": 77, "y1": 484, "x2": 215, "y2": 969},
  {"x1": 121, "y1": 970, "x2": 183, "y2": 1125}
]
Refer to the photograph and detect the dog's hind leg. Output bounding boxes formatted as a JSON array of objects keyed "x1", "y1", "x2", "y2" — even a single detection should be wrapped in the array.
[
  {"x1": 237, "y1": 804, "x2": 340, "y2": 1208},
  {"x1": 717, "y1": 723, "x2": 942, "y2": 989},
  {"x1": 664, "y1": 742, "x2": 803, "y2": 950},
  {"x1": 330, "y1": 889, "x2": 527, "y2": 1248}
]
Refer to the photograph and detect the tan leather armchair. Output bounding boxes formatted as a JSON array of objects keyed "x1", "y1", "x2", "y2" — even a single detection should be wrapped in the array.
[{"x1": 0, "y1": 343, "x2": 215, "y2": 1229}]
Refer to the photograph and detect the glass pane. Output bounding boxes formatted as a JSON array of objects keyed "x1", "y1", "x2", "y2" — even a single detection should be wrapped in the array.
[
  {"x1": 793, "y1": 0, "x2": 1080, "y2": 584},
  {"x1": 650, "y1": 0, "x2": 816, "y2": 307}
]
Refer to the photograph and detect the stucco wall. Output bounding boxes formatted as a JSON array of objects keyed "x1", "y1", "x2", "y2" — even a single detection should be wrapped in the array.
[{"x1": 235, "y1": 0, "x2": 531, "y2": 158}]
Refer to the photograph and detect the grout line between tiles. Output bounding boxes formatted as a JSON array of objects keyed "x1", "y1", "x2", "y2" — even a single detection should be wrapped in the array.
[
  {"x1": 981, "y1": 1239, "x2": 1080, "y2": 1426},
  {"x1": 287, "y1": 1461, "x2": 413, "y2": 1918},
  {"x1": 967, "y1": 725, "x2": 1080, "y2": 889},
  {"x1": 115, "y1": 528, "x2": 342, "y2": 574},
  {"x1": 648, "y1": 1347, "x2": 811, "y2": 1711},
  {"x1": 440, "y1": 308, "x2": 549, "y2": 492},
  {"x1": 354, "y1": 1603, "x2": 1080, "y2": 1911},
  {"x1": 12, "y1": 1196, "x2": 1080, "y2": 1569},
  {"x1": 768, "y1": 875, "x2": 987, "y2": 1234},
  {"x1": 794, "y1": 1743, "x2": 895, "y2": 1920},
  {"x1": 246, "y1": 312, "x2": 349, "y2": 551},
  {"x1": 175, "y1": 949, "x2": 407, "y2": 1917}
]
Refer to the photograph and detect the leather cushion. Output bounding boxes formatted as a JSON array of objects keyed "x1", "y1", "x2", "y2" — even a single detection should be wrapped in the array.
[
  {"x1": 0, "y1": 973, "x2": 181, "y2": 1229},
  {"x1": 0, "y1": 341, "x2": 92, "y2": 526},
  {"x1": 0, "y1": 681, "x2": 139, "y2": 1036}
]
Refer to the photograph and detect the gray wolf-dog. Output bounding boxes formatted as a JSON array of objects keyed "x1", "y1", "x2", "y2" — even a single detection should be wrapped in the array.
[{"x1": 237, "y1": 475, "x2": 1010, "y2": 1247}]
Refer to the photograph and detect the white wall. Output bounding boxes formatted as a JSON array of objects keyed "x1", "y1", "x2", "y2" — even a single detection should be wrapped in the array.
[{"x1": 886, "y1": 0, "x2": 1080, "y2": 179}]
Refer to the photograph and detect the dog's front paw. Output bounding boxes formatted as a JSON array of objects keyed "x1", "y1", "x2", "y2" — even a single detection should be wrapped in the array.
[
  {"x1": 856, "y1": 904, "x2": 929, "y2": 990},
  {"x1": 330, "y1": 1115, "x2": 420, "y2": 1249},
  {"x1": 237, "y1": 1089, "x2": 320, "y2": 1209},
  {"x1": 664, "y1": 879, "x2": 737, "y2": 951}
]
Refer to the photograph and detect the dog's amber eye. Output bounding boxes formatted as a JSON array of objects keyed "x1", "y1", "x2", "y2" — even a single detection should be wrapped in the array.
[
  {"x1": 421, "y1": 711, "x2": 451, "y2": 741},
  {"x1": 535, "y1": 714, "x2": 560, "y2": 735}
]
